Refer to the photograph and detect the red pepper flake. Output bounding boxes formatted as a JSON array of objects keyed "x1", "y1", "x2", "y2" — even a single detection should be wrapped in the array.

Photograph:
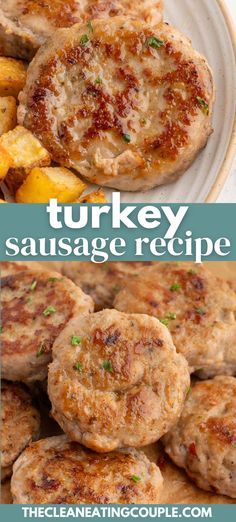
[{"x1": 188, "y1": 442, "x2": 197, "y2": 457}]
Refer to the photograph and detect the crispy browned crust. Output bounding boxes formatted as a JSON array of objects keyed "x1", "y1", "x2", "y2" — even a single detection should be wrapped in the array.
[
  {"x1": 1, "y1": 381, "x2": 40, "y2": 472},
  {"x1": 48, "y1": 309, "x2": 190, "y2": 451},
  {"x1": 1, "y1": 263, "x2": 94, "y2": 382},
  {"x1": 11, "y1": 436, "x2": 163, "y2": 504},
  {"x1": 19, "y1": 18, "x2": 214, "y2": 191}
]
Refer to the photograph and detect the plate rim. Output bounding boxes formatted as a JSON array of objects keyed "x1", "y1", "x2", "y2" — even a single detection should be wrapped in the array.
[{"x1": 205, "y1": 0, "x2": 236, "y2": 202}]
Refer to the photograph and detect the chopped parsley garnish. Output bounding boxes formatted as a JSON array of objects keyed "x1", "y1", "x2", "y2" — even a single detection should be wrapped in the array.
[
  {"x1": 74, "y1": 362, "x2": 83, "y2": 372},
  {"x1": 146, "y1": 36, "x2": 164, "y2": 49},
  {"x1": 196, "y1": 96, "x2": 209, "y2": 115},
  {"x1": 166, "y1": 312, "x2": 177, "y2": 320},
  {"x1": 36, "y1": 344, "x2": 45, "y2": 358},
  {"x1": 195, "y1": 308, "x2": 206, "y2": 316},
  {"x1": 0, "y1": 326, "x2": 3, "y2": 333},
  {"x1": 48, "y1": 277, "x2": 61, "y2": 283},
  {"x1": 131, "y1": 475, "x2": 141, "y2": 483},
  {"x1": 188, "y1": 269, "x2": 197, "y2": 275},
  {"x1": 30, "y1": 280, "x2": 37, "y2": 291},
  {"x1": 186, "y1": 386, "x2": 192, "y2": 396},
  {"x1": 80, "y1": 34, "x2": 90, "y2": 46},
  {"x1": 113, "y1": 284, "x2": 121, "y2": 293},
  {"x1": 101, "y1": 360, "x2": 113, "y2": 373},
  {"x1": 170, "y1": 283, "x2": 181, "y2": 292},
  {"x1": 123, "y1": 133, "x2": 131, "y2": 143},
  {"x1": 159, "y1": 319, "x2": 169, "y2": 327},
  {"x1": 71, "y1": 335, "x2": 82, "y2": 346},
  {"x1": 43, "y1": 305, "x2": 56, "y2": 317},
  {"x1": 95, "y1": 76, "x2": 103, "y2": 85},
  {"x1": 87, "y1": 21, "x2": 93, "y2": 32}
]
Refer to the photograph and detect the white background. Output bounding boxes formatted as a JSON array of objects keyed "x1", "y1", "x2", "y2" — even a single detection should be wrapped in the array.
[{"x1": 219, "y1": 0, "x2": 236, "y2": 202}]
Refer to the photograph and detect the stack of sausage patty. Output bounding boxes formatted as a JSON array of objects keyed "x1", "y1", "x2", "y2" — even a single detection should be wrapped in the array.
[
  {"x1": 0, "y1": 0, "x2": 214, "y2": 200},
  {"x1": 1, "y1": 260, "x2": 236, "y2": 504}
]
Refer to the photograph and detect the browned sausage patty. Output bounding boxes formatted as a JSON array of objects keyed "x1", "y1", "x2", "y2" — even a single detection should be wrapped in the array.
[
  {"x1": 48, "y1": 309, "x2": 190, "y2": 452},
  {"x1": 163, "y1": 376, "x2": 236, "y2": 498},
  {"x1": 114, "y1": 263, "x2": 236, "y2": 377},
  {"x1": 11, "y1": 435, "x2": 163, "y2": 504},
  {"x1": 1, "y1": 381, "x2": 40, "y2": 481},
  {"x1": 1, "y1": 262, "x2": 94, "y2": 382},
  {"x1": 61, "y1": 261, "x2": 154, "y2": 310},
  {"x1": 0, "y1": 0, "x2": 163, "y2": 60},
  {"x1": 143, "y1": 443, "x2": 236, "y2": 504},
  {"x1": 18, "y1": 17, "x2": 214, "y2": 191}
]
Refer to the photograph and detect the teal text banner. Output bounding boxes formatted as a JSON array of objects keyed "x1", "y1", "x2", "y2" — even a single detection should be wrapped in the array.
[
  {"x1": 0, "y1": 202, "x2": 235, "y2": 262},
  {"x1": 0, "y1": 504, "x2": 235, "y2": 522}
]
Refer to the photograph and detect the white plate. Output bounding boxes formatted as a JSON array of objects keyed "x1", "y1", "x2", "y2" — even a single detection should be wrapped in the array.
[{"x1": 103, "y1": 0, "x2": 236, "y2": 203}]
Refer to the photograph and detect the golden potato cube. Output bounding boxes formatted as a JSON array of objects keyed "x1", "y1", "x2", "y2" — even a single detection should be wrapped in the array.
[
  {"x1": 0, "y1": 198, "x2": 7, "y2": 203},
  {"x1": 0, "y1": 145, "x2": 13, "y2": 181},
  {"x1": 0, "y1": 57, "x2": 27, "y2": 98},
  {"x1": 16, "y1": 166, "x2": 87, "y2": 203},
  {"x1": 0, "y1": 96, "x2": 17, "y2": 136},
  {"x1": 79, "y1": 189, "x2": 107, "y2": 203},
  {"x1": 0, "y1": 126, "x2": 51, "y2": 193}
]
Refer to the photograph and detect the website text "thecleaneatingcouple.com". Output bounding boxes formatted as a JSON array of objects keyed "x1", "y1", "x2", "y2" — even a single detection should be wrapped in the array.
[{"x1": 21, "y1": 506, "x2": 213, "y2": 519}]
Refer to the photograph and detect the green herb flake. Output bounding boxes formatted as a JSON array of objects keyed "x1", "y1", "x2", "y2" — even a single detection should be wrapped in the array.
[
  {"x1": 87, "y1": 21, "x2": 93, "y2": 32},
  {"x1": 159, "y1": 319, "x2": 169, "y2": 327},
  {"x1": 36, "y1": 344, "x2": 45, "y2": 358},
  {"x1": 131, "y1": 475, "x2": 141, "y2": 483},
  {"x1": 71, "y1": 335, "x2": 82, "y2": 346},
  {"x1": 48, "y1": 277, "x2": 61, "y2": 283},
  {"x1": 122, "y1": 133, "x2": 131, "y2": 143},
  {"x1": 170, "y1": 283, "x2": 181, "y2": 292},
  {"x1": 196, "y1": 96, "x2": 209, "y2": 115},
  {"x1": 101, "y1": 360, "x2": 113, "y2": 373},
  {"x1": 113, "y1": 284, "x2": 121, "y2": 294},
  {"x1": 146, "y1": 36, "x2": 164, "y2": 49},
  {"x1": 0, "y1": 326, "x2": 3, "y2": 333},
  {"x1": 195, "y1": 308, "x2": 206, "y2": 316},
  {"x1": 80, "y1": 34, "x2": 90, "y2": 46},
  {"x1": 95, "y1": 76, "x2": 103, "y2": 85},
  {"x1": 188, "y1": 269, "x2": 197, "y2": 275},
  {"x1": 30, "y1": 280, "x2": 37, "y2": 291},
  {"x1": 166, "y1": 312, "x2": 177, "y2": 320},
  {"x1": 43, "y1": 305, "x2": 56, "y2": 317},
  {"x1": 186, "y1": 386, "x2": 192, "y2": 396},
  {"x1": 74, "y1": 362, "x2": 83, "y2": 372}
]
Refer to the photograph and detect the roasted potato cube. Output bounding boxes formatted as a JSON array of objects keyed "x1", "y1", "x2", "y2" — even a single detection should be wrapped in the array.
[
  {"x1": 0, "y1": 145, "x2": 13, "y2": 181},
  {"x1": 0, "y1": 57, "x2": 27, "y2": 98},
  {"x1": 0, "y1": 126, "x2": 51, "y2": 193},
  {"x1": 16, "y1": 166, "x2": 87, "y2": 203},
  {"x1": 0, "y1": 96, "x2": 17, "y2": 136},
  {"x1": 0, "y1": 198, "x2": 7, "y2": 203},
  {"x1": 79, "y1": 189, "x2": 107, "y2": 203}
]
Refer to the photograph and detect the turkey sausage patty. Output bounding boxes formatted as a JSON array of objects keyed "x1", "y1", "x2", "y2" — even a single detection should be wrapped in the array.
[
  {"x1": 48, "y1": 309, "x2": 190, "y2": 452},
  {"x1": 114, "y1": 263, "x2": 236, "y2": 377},
  {"x1": 18, "y1": 17, "x2": 214, "y2": 191},
  {"x1": 163, "y1": 376, "x2": 236, "y2": 499},
  {"x1": 0, "y1": 1, "x2": 163, "y2": 61},
  {"x1": 61, "y1": 261, "x2": 154, "y2": 310},
  {"x1": 1, "y1": 381, "x2": 40, "y2": 481},
  {"x1": 1, "y1": 263, "x2": 94, "y2": 383},
  {"x1": 11, "y1": 435, "x2": 163, "y2": 504}
]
